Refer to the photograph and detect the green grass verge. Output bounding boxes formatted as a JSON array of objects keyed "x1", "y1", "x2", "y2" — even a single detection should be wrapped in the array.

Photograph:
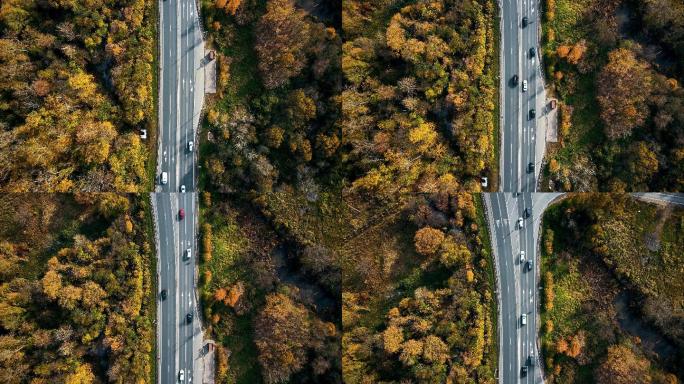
[
  {"x1": 141, "y1": 194, "x2": 159, "y2": 384},
  {"x1": 199, "y1": 200, "x2": 263, "y2": 384},
  {"x1": 475, "y1": 194, "x2": 499, "y2": 378}
]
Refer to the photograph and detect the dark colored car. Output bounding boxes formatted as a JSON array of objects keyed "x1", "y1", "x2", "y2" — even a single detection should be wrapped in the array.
[
  {"x1": 529, "y1": 47, "x2": 536, "y2": 58},
  {"x1": 186, "y1": 313, "x2": 193, "y2": 323},
  {"x1": 522, "y1": 17, "x2": 528, "y2": 27},
  {"x1": 160, "y1": 289, "x2": 167, "y2": 300},
  {"x1": 529, "y1": 109, "x2": 536, "y2": 120},
  {"x1": 526, "y1": 259, "x2": 533, "y2": 272},
  {"x1": 521, "y1": 365, "x2": 528, "y2": 377},
  {"x1": 511, "y1": 74, "x2": 519, "y2": 86},
  {"x1": 179, "y1": 208, "x2": 185, "y2": 220},
  {"x1": 528, "y1": 162, "x2": 535, "y2": 174},
  {"x1": 523, "y1": 207, "x2": 531, "y2": 219}
]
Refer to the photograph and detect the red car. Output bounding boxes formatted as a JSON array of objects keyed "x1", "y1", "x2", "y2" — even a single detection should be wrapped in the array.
[{"x1": 179, "y1": 208, "x2": 185, "y2": 220}]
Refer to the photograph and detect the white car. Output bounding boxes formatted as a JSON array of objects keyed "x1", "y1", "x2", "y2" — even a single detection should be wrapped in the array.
[
  {"x1": 161, "y1": 172, "x2": 168, "y2": 185},
  {"x1": 522, "y1": 80, "x2": 528, "y2": 92},
  {"x1": 518, "y1": 217, "x2": 524, "y2": 229},
  {"x1": 521, "y1": 313, "x2": 527, "y2": 326},
  {"x1": 179, "y1": 369, "x2": 184, "y2": 382},
  {"x1": 188, "y1": 141, "x2": 194, "y2": 152},
  {"x1": 184, "y1": 248, "x2": 191, "y2": 261},
  {"x1": 180, "y1": 185, "x2": 186, "y2": 193},
  {"x1": 520, "y1": 250, "x2": 525, "y2": 263}
]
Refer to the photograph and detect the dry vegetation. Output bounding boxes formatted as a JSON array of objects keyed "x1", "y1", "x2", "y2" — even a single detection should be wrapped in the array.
[
  {"x1": 0, "y1": 0, "x2": 156, "y2": 191},
  {"x1": 540, "y1": 194, "x2": 683, "y2": 383},
  {"x1": 0, "y1": 194, "x2": 156, "y2": 383},
  {"x1": 542, "y1": 0, "x2": 684, "y2": 191}
]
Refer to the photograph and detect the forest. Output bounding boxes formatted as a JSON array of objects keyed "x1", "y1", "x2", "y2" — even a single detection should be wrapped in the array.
[
  {"x1": 0, "y1": 193, "x2": 156, "y2": 383},
  {"x1": 342, "y1": 192, "x2": 497, "y2": 383},
  {"x1": 541, "y1": 0, "x2": 684, "y2": 191},
  {"x1": 343, "y1": 0, "x2": 499, "y2": 194},
  {"x1": 0, "y1": 0, "x2": 155, "y2": 192},
  {"x1": 199, "y1": 0, "x2": 499, "y2": 381},
  {"x1": 539, "y1": 194, "x2": 683, "y2": 383},
  {"x1": 199, "y1": 0, "x2": 343, "y2": 382}
]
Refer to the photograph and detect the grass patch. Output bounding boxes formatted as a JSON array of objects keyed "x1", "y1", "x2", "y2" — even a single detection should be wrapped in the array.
[
  {"x1": 199, "y1": 198, "x2": 269, "y2": 384},
  {"x1": 145, "y1": 0, "x2": 159, "y2": 191},
  {"x1": 538, "y1": 195, "x2": 682, "y2": 382},
  {"x1": 141, "y1": 194, "x2": 159, "y2": 384},
  {"x1": 475, "y1": 194, "x2": 499, "y2": 376}
]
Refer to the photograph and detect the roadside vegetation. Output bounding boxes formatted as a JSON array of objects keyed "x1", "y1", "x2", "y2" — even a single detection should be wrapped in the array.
[
  {"x1": 539, "y1": 194, "x2": 683, "y2": 382},
  {"x1": 198, "y1": 192, "x2": 342, "y2": 384},
  {"x1": 541, "y1": 0, "x2": 684, "y2": 191},
  {"x1": 199, "y1": 0, "x2": 500, "y2": 381},
  {"x1": 0, "y1": 0, "x2": 156, "y2": 191},
  {"x1": 0, "y1": 193, "x2": 156, "y2": 383},
  {"x1": 342, "y1": 193, "x2": 497, "y2": 383},
  {"x1": 343, "y1": 0, "x2": 499, "y2": 192},
  {"x1": 199, "y1": 0, "x2": 343, "y2": 381}
]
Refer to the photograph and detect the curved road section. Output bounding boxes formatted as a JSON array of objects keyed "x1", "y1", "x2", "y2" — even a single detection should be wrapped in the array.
[
  {"x1": 499, "y1": 0, "x2": 548, "y2": 192},
  {"x1": 155, "y1": 0, "x2": 206, "y2": 383},
  {"x1": 485, "y1": 193, "x2": 561, "y2": 383}
]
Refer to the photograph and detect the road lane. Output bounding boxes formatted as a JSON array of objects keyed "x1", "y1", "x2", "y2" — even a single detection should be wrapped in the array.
[
  {"x1": 157, "y1": 0, "x2": 205, "y2": 382},
  {"x1": 501, "y1": 0, "x2": 545, "y2": 192},
  {"x1": 486, "y1": 193, "x2": 561, "y2": 383}
]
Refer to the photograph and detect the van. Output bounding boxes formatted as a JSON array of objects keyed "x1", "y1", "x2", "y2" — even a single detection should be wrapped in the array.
[{"x1": 161, "y1": 172, "x2": 168, "y2": 185}]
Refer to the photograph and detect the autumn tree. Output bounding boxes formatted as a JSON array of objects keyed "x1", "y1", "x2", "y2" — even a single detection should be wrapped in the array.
[
  {"x1": 254, "y1": 293, "x2": 332, "y2": 384},
  {"x1": 596, "y1": 344, "x2": 651, "y2": 384},
  {"x1": 626, "y1": 141, "x2": 659, "y2": 186},
  {"x1": 414, "y1": 227, "x2": 446, "y2": 256},
  {"x1": 255, "y1": 0, "x2": 310, "y2": 89},
  {"x1": 383, "y1": 325, "x2": 404, "y2": 354},
  {"x1": 422, "y1": 335, "x2": 449, "y2": 364},
  {"x1": 544, "y1": 271, "x2": 555, "y2": 311},
  {"x1": 597, "y1": 47, "x2": 653, "y2": 139}
]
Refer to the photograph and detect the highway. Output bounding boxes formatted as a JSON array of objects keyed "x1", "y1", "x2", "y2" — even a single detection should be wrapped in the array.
[
  {"x1": 485, "y1": 193, "x2": 561, "y2": 383},
  {"x1": 500, "y1": 0, "x2": 547, "y2": 192},
  {"x1": 155, "y1": 0, "x2": 206, "y2": 382}
]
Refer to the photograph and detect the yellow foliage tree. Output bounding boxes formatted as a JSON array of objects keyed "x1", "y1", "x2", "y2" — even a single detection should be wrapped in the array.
[{"x1": 383, "y1": 325, "x2": 404, "y2": 354}]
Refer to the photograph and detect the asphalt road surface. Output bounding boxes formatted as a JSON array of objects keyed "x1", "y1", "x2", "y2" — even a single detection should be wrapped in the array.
[
  {"x1": 157, "y1": 0, "x2": 205, "y2": 382},
  {"x1": 159, "y1": 0, "x2": 202, "y2": 193},
  {"x1": 500, "y1": 0, "x2": 544, "y2": 192},
  {"x1": 632, "y1": 193, "x2": 684, "y2": 206},
  {"x1": 485, "y1": 193, "x2": 561, "y2": 383},
  {"x1": 155, "y1": 192, "x2": 198, "y2": 384}
]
